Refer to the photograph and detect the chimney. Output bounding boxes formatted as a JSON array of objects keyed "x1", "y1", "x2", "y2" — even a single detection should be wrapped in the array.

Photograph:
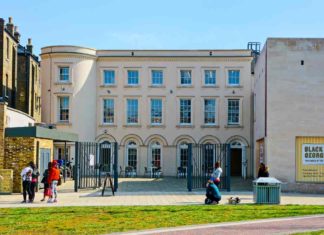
[
  {"x1": 27, "y1": 38, "x2": 33, "y2": 54},
  {"x1": 6, "y1": 17, "x2": 14, "y2": 35},
  {"x1": 0, "y1": 18, "x2": 5, "y2": 30},
  {"x1": 14, "y1": 26, "x2": 20, "y2": 42}
]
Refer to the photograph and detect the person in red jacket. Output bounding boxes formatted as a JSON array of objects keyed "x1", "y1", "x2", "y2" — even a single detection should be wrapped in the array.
[{"x1": 47, "y1": 161, "x2": 60, "y2": 203}]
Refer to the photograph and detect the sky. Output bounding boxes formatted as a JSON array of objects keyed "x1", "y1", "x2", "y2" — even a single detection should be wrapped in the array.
[{"x1": 1, "y1": 0, "x2": 324, "y2": 55}]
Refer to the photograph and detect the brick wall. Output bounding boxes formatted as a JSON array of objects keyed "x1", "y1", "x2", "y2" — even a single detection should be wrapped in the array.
[{"x1": 0, "y1": 102, "x2": 6, "y2": 169}]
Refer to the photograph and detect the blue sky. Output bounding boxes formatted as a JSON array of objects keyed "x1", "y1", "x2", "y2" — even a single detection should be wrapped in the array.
[{"x1": 1, "y1": 0, "x2": 324, "y2": 55}]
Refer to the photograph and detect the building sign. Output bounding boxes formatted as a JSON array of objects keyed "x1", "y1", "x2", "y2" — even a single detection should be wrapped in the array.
[
  {"x1": 302, "y1": 144, "x2": 324, "y2": 165},
  {"x1": 296, "y1": 137, "x2": 324, "y2": 182}
]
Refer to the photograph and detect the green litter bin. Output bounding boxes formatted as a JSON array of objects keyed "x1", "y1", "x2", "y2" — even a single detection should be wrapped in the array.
[{"x1": 253, "y1": 177, "x2": 281, "y2": 204}]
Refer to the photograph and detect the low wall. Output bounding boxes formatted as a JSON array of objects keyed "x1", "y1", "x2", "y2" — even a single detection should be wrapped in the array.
[{"x1": 6, "y1": 107, "x2": 35, "y2": 127}]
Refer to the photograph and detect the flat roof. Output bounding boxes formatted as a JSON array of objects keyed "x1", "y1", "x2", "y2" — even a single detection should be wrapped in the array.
[{"x1": 5, "y1": 126, "x2": 78, "y2": 142}]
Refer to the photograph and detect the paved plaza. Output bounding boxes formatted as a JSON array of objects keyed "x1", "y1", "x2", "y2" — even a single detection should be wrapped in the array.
[{"x1": 0, "y1": 177, "x2": 324, "y2": 207}]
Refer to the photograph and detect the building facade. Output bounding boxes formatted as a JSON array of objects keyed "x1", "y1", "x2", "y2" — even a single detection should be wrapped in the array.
[
  {"x1": 41, "y1": 46, "x2": 254, "y2": 177},
  {"x1": 0, "y1": 17, "x2": 41, "y2": 122},
  {"x1": 254, "y1": 38, "x2": 324, "y2": 193},
  {"x1": 17, "y1": 40, "x2": 41, "y2": 122}
]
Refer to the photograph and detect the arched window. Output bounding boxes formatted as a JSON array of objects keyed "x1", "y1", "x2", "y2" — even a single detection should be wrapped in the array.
[
  {"x1": 204, "y1": 142, "x2": 214, "y2": 173},
  {"x1": 179, "y1": 142, "x2": 189, "y2": 167},
  {"x1": 127, "y1": 141, "x2": 137, "y2": 170},
  {"x1": 231, "y1": 141, "x2": 242, "y2": 149},
  {"x1": 150, "y1": 141, "x2": 162, "y2": 167}
]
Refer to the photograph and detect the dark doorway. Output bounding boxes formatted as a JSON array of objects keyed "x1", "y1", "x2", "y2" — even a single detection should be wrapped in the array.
[
  {"x1": 230, "y1": 148, "x2": 242, "y2": 176},
  {"x1": 100, "y1": 142, "x2": 112, "y2": 173}
]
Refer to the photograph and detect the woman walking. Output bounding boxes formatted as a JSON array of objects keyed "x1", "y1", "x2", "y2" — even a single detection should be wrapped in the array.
[{"x1": 47, "y1": 161, "x2": 60, "y2": 203}]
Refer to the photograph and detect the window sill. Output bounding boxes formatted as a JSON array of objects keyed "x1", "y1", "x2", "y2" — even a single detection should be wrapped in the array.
[
  {"x1": 177, "y1": 85, "x2": 194, "y2": 88},
  {"x1": 123, "y1": 124, "x2": 142, "y2": 128},
  {"x1": 201, "y1": 124, "x2": 219, "y2": 128},
  {"x1": 202, "y1": 85, "x2": 219, "y2": 88},
  {"x1": 226, "y1": 85, "x2": 243, "y2": 88},
  {"x1": 149, "y1": 85, "x2": 165, "y2": 88},
  {"x1": 54, "y1": 82, "x2": 72, "y2": 85},
  {"x1": 56, "y1": 122, "x2": 72, "y2": 126},
  {"x1": 99, "y1": 124, "x2": 117, "y2": 127},
  {"x1": 124, "y1": 85, "x2": 141, "y2": 88},
  {"x1": 100, "y1": 85, "x2": 117, "y2": 88},
  {"x1": 147, "y1": 124, "x2": 165, "y2": 128},
  {"x1": 225, "y1": 125, "x2": 243, "y2": 128},
  {"x1": 177, "y1": 124, "x2": 194, "y2": 128}
]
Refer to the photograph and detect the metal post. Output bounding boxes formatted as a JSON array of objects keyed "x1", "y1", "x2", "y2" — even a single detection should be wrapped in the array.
[
  {"x1": 226, "y1": 144, "x2": 231, "y2": 192},
  {"x1": 113, "y1": 142, "x2": 118, "y2": 192},
  {"x1": 187, "y1": 144, "x2": 192, "y2": 192},
  {"x1": 74, "y1": 142, "x2": 79, "y2": 192},
  {"x1": 63, "y1": 141, "x2": 67, "y2": 183}
]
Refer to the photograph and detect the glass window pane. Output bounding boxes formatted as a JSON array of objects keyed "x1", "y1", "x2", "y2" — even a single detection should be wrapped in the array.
[
  {"x1": 127, "y1": 99, "x2": 139, "y2": 124},
  {"x1": 103, "y1": 99, "x2": 114, "y2": 123},
  {"x1": 104, "y1": 70, "x2": 115, "y2": 85},
  {"x1": 151, "y1": 99, "x2": 162, "y2": 124},
  {"x1": 204, "y1": 70, "x2": 216, "y2": 85},
  {"x1": 128, "y1": 70, "x2": 139, "y2": 85},
  {"x1": 180, "y1": 99, "x2": 191, "y2": 124},
  {"x1": 59, "y1": 67, "x2": 69, "y2": 81},
  {"x1": 204, "y1": 99, "x2": 216, "y2": 124},
  {"x1": 152, "y1": 70, "x2": 163, "y2": 85},
  {"x1": 228, "y1": 70, "x2": 240, "y2": 85},
  {"x1": 228, "y1": 99, "x2": 240, "y2": 125},
  {"x1": 59, "y1": 97, "x2": 69, "y2": 122},
  {"x1": 180, "y1": 70, "x2": 191, "y2": 85}
]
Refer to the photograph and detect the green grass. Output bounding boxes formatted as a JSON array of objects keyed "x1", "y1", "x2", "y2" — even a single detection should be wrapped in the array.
[
  {"x1": 0, "y1": 205, "x2": 323, "y2": 234},
  {"x1": 294, "y1": 231, "x2": 324, "y2": 235}
]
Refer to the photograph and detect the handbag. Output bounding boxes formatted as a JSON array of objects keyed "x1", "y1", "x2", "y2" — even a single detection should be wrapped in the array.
[
  {"x1": 44, "y1": 188, "x2": 52, "y2": 196},
  {"x1": 57, "y1": 176, "x2": 62, "y2": 186}
]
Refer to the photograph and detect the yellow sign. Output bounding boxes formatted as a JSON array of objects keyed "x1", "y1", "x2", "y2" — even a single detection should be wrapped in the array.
[{"x1": 296, "y1": 137, "x2": 324, "y2": 182}]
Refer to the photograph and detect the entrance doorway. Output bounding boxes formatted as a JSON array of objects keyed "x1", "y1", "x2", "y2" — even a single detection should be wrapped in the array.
[
  {"x1": 100, "y1": 141, "x2": 112, "y2": 173},
  {"x1": 230, "y1": 148, "x2": 242, "y2": 176}
]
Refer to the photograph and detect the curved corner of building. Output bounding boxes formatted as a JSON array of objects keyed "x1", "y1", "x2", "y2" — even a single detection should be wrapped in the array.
[{"x1": 40, "y1": 45, "x2": 97, "y2": 58}]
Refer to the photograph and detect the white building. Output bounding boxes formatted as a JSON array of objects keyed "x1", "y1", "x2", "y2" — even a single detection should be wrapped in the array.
[{"x1": 40, "y1": 46, "x2": 254, "y2": 178}]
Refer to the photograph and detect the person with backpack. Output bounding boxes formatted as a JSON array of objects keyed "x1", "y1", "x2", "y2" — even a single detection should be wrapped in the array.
[
  {"x1": 20, "y1": 162, "x2": 33, "y2": 203},
  {"x1": 41, "y1": 162, "x2": 52, "y2": 202},
  {"x1": 29, "y1": 162, "x2": 40, "y2": 203}
]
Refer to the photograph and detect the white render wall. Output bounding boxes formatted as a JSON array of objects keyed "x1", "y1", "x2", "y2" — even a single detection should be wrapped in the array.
[{"x1": 41, "y1": 46, "x2": 254, "y2": 176}]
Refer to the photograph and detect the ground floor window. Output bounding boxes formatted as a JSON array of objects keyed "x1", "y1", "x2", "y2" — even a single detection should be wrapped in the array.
[
  {"x1": 204, "y1": 143, "x2": 214, "y2": 173},
  {"x1": 179, "y1": 142, "x2": 189, "y2": 167},
  {"x1": 151, "y1": 142, "x2": 161, "y2": 167},
  {"x1": 100, "y1": 142, "x2": 112, "y2": 172},
  {"x1": 127, "y1": 141, "x2": 137, "y2": 170}
]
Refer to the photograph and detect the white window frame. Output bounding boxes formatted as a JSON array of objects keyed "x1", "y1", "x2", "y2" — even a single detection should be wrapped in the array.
[
  {"x1": 203, "y1": 98, "x2": 217, "y2": 125},
  {"x1": 103, "y1": 70, "x2": 116, "y2": 86},
  {"x1": 179, "y1": 69, "x2": 192, "y2": 86},
  {"x1": 57, "y1": 96, "x2": 70, "y2": 123},
  {"x1": 151, "y1": 69, "x2": 164, "y2": 87},
  {"x1": 127, "y1": 70, "x2": 139, "y2": 86},
  {"x1": 179, "y1": 98, "x2": 193, "y2": 125},
  {"x1": 59, "y1": 66, "x2": 70, "y2": 82},
  {"x1": 103, "y1": 98, "x2": 115, "y2": 124},
  {"x1": 226, "y1": 69, "x2": 241, "y2": 87},
  {"x1": 150, "y1": 141, "x2": 162, "y2": 168},
  {"x1": 126, "y1": 141, "x2": 138, "y2": 171},
  {"x1": 150, "y1": 98, "x2": 163, "y2": 125},
  {"x1": 227, "y1": 98, "x2": 242, "y2": 125},
  {"x1": 126, "y1": 98, "x2": 139, "y2": 125},
  {"x1": 203, "y1": 69, "x2": 217, "y2": 86}
]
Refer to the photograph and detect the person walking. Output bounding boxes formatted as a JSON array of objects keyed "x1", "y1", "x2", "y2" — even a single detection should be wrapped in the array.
[
  {"x1": 20, "y1": 162, "x2": 33, "y2": 203},
  {"x1": 212, "y1": 161, "x2": 223, "y2": 187},
  {"x1": 40, "y1": 162, "x2": 52, "y2": 202},
  {"x1": 47, "y1": 161, "x2": 60, "y2": 203},
  {"x1": 257, "y1": 163, "x2": 269, "y2": 178},
  {"x1": 29, "y1": 162, "x2": 39, "y2": 203}
]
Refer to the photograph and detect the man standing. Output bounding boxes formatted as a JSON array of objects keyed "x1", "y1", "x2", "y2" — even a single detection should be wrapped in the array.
[{"x1": 20, "y1": 162, "x2": 34, "y2": 203}]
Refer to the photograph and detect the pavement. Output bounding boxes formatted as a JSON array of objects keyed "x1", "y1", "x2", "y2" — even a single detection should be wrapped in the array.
[{"x1": 0, "y1": 178, "x2": 324, "y2": 207}]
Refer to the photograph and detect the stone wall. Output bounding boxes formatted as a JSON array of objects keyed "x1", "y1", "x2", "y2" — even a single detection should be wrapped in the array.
[
  {"x1": 0, "y1": 169, "x2": 13, "y2": 193},
  {"x1": 3, "y1": 137, "x2": 53, "y2": 193},
  {"x1": 0, "y1": 102, "x2": 7, "y2": 169}
]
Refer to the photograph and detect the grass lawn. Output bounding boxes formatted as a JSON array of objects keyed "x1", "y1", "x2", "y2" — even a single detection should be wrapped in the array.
[
  {"x1": 294, "y1": 231, "x2": 324, "y2": 235},
  {"x1": 0, "y1": 205, "x2": 324, "y2": 234}
]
